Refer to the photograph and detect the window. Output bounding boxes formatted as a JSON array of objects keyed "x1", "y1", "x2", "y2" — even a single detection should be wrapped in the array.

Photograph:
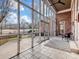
[
  {"x1": 33, "y1": 12, "x2": 40, "y2": 46},
  {"x1": 0, "y1": 0, "x2": 57, "y2": 58},
  {"x1": 41, "y1": 0, "x2": 43, "y2": 15},
  {"x1": 0, "y1": 0, "x2": 18, "y2": 58},
  {"x1": 52, "y1": 11, "x2": 54, "y2": 17},
  {"x1": 48, "y1": 8, "x2": 50, "y2": 17},
  {"x1": 50, "y1": 10, "x2": 52, "y2": 20},
  {"x1": 47, "y1": 7, "x2": 49, "y2": 17},
  {"x1": 20, "y1": 0, "x2": 32, "y2": 8},
  {"x1": 34, "y1": 0, "x2": 40, "y2": 12},
  {"x1": 44, "y1": 4, "x2": 46, "y2": 16},
  {"x1": 20, "y1": 5, "x2": 32, "y2": 52}
]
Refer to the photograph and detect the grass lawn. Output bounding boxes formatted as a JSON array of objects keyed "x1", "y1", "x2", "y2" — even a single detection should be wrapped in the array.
[
  {"x1": 0, "y1": 39, "x2": 8, "y2": 46},
  {"x1": 0, "y1": 35, "x2": 17, "y2": 46},
  {"x1": 0, "y1": 38, "x2": 17, "y2": 46},
  {"x1": 0, "y1": 35, "x2": 32, "y2": 46}
]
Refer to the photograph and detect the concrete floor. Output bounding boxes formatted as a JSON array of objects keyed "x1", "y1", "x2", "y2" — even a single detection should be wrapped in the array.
[
  {"x1": 0, "y1": 38, "x2": 32, "y2": 59},
  {"x1": 0, "y1": 36, "x2": 79, "y2": 59},
  {"x1": 10, "y1": 36, "x2": 79, "y2": 59}
]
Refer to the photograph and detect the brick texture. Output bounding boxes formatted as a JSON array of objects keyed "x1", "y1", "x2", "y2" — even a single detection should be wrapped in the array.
[{"x1": 56, "y1": 12, "x2": 71, "y2": 35}]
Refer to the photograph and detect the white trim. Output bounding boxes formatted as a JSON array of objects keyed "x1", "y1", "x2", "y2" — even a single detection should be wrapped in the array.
[{"x1": 57, "y1": 8, "x2": 71, "y2": 14}]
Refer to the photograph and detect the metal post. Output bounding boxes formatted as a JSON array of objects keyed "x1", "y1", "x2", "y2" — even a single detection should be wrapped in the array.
[
  {"x1": 47, "y1": 23, "x2": 50, "y2": 40},
  {"x1": 32, "y1": 0, "x2": 34, "y2": 49},
  {"x1": 0, "y1": 22, "x2": 2, "y2": 35},
  {"x1": 17, "y1": 0, "x2": 20, "y2": 56},
  {"x1": 46, "y1": 4, "x2": 49, "y2": 40},
  {"x1": 43, "y1": 1, "x2": 45, "y2": 40},
  {"x1": 31, "y1": 1, "x2": 35, "y2": 59},
  {"x1": 39, "y1": 0, "x2": 41, "y2": 43}
]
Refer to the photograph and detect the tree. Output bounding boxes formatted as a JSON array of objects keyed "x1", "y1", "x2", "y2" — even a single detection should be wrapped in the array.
[{"x1": 0, "y1": 0, "x2": 10, "y2": 35}]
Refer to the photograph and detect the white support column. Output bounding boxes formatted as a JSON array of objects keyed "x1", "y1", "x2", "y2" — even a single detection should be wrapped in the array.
[{"x1": 71, "y1": 0, "x2": 78, "y2": 41}]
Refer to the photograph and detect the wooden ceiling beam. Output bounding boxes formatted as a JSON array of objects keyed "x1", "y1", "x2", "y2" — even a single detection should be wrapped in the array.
[
  {"x1": 48, "y1": 0, "x2": 71, "y2": 12},
  {"x1": 48, "y1": 0, "x2": 58, "y2": 11}
]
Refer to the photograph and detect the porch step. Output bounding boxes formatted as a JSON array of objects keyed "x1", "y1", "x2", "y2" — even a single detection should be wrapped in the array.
[{"x1": 69, "y1": 41, "x2": 79, "y2": 54}]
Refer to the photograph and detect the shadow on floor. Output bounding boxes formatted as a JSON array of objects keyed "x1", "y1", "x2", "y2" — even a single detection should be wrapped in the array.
[{"x1": 44, "y1": 39, "x2": 71, "y2": 53}]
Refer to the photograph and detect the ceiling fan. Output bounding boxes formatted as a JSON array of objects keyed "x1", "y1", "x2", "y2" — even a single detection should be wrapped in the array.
[{"x1": 50, "y1": 0, "x2": 65, "y2": 6}]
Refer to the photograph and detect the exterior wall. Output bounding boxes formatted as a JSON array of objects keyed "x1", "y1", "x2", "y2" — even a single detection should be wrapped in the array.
[
  {"x1": 40, "y1": 17, "x2": 56, "y2": 36},
  {"x1": 40, "y1": 0, "x2": 56, "y2": 36},
  {"x1": 56, "y1": 12, "x2": 71, "y2": 35}
]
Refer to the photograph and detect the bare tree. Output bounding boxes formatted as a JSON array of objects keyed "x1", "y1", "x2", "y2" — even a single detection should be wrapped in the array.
[{"x1": 0, "y1": 0, "x2": 10, "y2": 35}]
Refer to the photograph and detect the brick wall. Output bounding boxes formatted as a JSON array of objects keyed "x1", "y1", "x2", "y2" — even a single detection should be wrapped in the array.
[{"x1": 56, "y1": 11, "x2": 71, "y2": 35}]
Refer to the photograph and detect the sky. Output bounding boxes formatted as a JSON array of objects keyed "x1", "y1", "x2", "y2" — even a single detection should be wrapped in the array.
[
  {"x1": 0, "y1": 0, "x2": 42, "y2": 25},
  {"x1": 10, "y1": 0, "x2": 32, "y2": 24},
  {"x1": 0, "y1": 0, "x2": 32, "y2": 24}
]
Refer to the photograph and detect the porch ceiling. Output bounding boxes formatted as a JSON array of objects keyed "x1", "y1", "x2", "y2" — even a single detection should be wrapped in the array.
[{"x1": 48, "y1": 0, "x2": 71, "y2": 11}]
